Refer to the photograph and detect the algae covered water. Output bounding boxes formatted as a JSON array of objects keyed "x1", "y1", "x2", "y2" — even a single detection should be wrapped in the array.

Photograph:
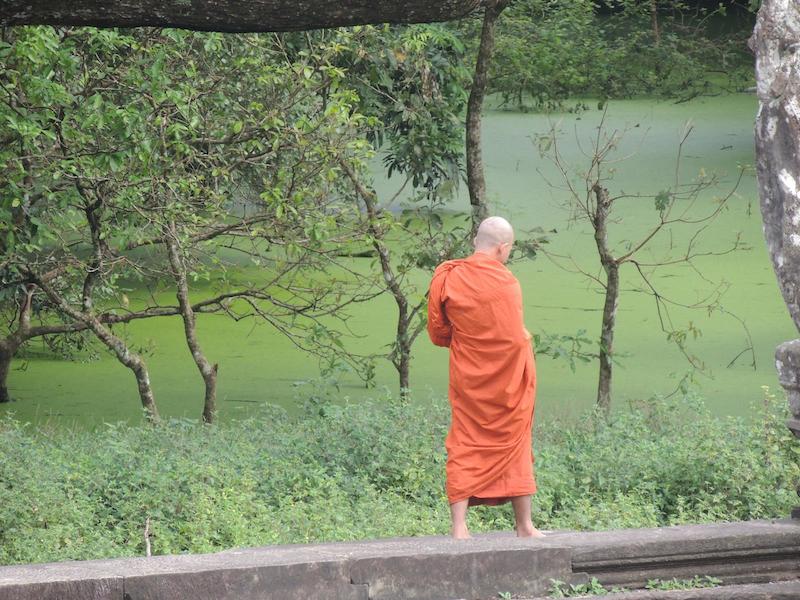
[{"x1": 4, "y1": 94, "x2": 792, "y2": 427}]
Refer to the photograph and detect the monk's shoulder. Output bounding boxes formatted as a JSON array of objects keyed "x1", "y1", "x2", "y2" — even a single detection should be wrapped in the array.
[
  {"x1": 492, "y1": 265, "x2": 523, "y2": 297},
  {"x1": 490, "y1": 262, "x2": 520, "y2": 284},
  {"x1": 432, "y1": 259, "x2": 463, "y2": 278}
]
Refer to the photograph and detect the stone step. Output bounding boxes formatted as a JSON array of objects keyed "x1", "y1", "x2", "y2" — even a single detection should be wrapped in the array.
[
  {"x1": 556, "y1": 519, "x2": 800, "y2": 590},
  {"x1": 524, "y1": 579, "x2": 800, "y2": 600}
]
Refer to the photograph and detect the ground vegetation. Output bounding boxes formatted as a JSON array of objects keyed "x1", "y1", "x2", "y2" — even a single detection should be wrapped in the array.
[{"x1": 0, "y1": 390, "x2": 795, "y2": 564}]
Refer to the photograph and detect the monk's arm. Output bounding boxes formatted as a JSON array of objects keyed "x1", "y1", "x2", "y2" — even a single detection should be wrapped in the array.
[{"x1": 427, "y1": 270, "x2": 452, "y2": 347}]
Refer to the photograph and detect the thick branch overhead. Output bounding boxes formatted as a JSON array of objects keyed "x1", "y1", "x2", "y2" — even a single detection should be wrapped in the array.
[{"x1": 1, "y1": 0, "x2": 482, "y2": 32}]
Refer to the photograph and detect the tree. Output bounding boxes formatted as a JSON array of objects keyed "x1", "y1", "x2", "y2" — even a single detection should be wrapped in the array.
[
  {"x1": 0, "y1": 27, "x2": 379, "y2": 419},
  {"x1": 750, "y1": 0, "x2": 800, "y2": 516},
  {"x1": 750, "y1": 1, "x2": 800, "y2": 335},
  {"x1": 107, "y1": 28, "x2": 380, "y2": 421},
  {"x1": 538, "y1": 111, "x2": 747, "y2": 411},
  {"x1": 465, "y1": 0, "x2": 510, "y2": 235},
  {"x1": 602, "y1": 0, "x2": 753, "y2": 101},
  {"x1": 324, "y1": 24, "x2": 472, "y2": 397},
  {"x1": 456, "y1": 0, "x2": 754, "y2": 110},
  {"x1": 0, "y1": 26, "x2": 167, "y2": 419},
  {"x1": 466, "y1": 0, "x2": 599, "y2": 110},
  {"x1": 331, "y1": 25, "x2": 470, "y2": 199},
  {"x1": 339, "y1": 159, "x2": 472, "y2": 399}
]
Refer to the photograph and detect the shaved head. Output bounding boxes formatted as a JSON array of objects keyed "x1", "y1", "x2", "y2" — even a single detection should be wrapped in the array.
[
  {"x1": 473, "y1": 216, "x2": 515, "y2": 263},
  {"x1": 474, "y1": 216, "x2": 514, "y2": 250}
]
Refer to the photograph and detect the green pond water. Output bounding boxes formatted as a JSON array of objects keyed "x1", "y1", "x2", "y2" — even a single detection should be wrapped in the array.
[{"x1": 4, "y1": 93, "x2": 793, "y2": 427}]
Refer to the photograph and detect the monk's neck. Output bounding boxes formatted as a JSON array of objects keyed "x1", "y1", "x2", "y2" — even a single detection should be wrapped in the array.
[{"x1": 472, "y1": 250, "x2": 503, "y2": 264}]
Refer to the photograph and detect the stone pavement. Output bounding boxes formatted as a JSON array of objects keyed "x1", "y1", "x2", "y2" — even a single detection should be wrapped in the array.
[{"x1": 0, "y1": 519, "x2": 797, "y2": 599}]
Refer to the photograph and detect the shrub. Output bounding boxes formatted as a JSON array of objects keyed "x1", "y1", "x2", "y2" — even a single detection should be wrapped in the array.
[{"x1": 0, "y1": 389, "x2": 796, "y2": 565}]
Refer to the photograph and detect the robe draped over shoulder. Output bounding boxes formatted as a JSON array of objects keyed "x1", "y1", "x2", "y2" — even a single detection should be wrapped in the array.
[{"x1": 428, "y1": 252, "x2": 537, "y2": 505}]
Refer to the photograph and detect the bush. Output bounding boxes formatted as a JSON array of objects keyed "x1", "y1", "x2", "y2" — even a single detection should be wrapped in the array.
[{"x1": 0, "y1": 389, "x2": 797, "y2": 565}]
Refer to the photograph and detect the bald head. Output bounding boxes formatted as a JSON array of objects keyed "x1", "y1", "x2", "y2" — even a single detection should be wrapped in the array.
[
  {"x1": 473, "y1": 216, "x2": 515, "y2": 263},
  {"x1": 474, "y1": 216, "x2": 514, "y2": 249}
]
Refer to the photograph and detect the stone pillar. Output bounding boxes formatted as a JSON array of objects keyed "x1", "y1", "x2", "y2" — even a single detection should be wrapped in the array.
[
  {"x1": 776, "y1": 341, "x2": 800, "y2": 518},
  {"x1": 750, "y1": 0, "x2": 800, "y2": 518}
]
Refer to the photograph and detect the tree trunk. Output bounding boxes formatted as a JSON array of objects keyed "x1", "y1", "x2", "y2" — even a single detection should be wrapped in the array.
[
  {"x1": 0, "y1": 343, "x2": 13, "y2": 404},
  {"x1": 339, "y1": 159, "x2": 415, "y2": 399},
  {"x1": 466, "y1": 1, "x2": 507, "y2": 236},
  {"x1": 80, "y1": 194, "x2": 105, "y2": 313},
  {"x1": 597, "y1": 263, "x2": 619, "y2": 413},
  {"x1": 750, "y1": 0, "x2": 800, "y2": 517},
  {"x1": 398, "y1": 354, "x2": 410, "y2": 398},
  {"x1": 1, "y1": 0, "x2": 481, "y2": 32},
  {"x1": 592, "y1": 184, "x2": 618, "y2": 413},
  {"x1": 166, "y1": 224, "x2": 218, "y2": 424},
  {"x1": 651, "y1": 0, "x2": 660, "y2": 46},
  {"x1": 396, "y1": 320, "x2": 411, "y2": 401},
  {"x1": 0, "y1": 285, "x2": 34, "y2": 404},
  {"x1": 31, "y1": 276, "x2": 160, "y2": 422},
  {"x1": 129, "y1": 358, "x2": 158, "y2": 423},
  {"x1": 749, "y1": 1, "x2": 800, "y2": 334}
]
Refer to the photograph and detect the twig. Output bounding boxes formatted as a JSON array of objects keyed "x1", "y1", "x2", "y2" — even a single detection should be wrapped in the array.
[{"x1": 144, "y1": 517, "x2": 152, "y2": 557}]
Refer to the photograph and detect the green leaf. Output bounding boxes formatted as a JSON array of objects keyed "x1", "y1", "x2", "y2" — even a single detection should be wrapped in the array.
[{"x1": 654, "y1": 190, "x2": 671, "y2": 213}]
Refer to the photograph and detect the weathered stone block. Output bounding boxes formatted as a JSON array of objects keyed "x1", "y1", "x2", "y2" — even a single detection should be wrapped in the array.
[
  {"x1": 0, "y1": 577, "x2": 121, "y2": 600},
  {"x1": 350, "y1": 544, "x2": 572, "y2": 600},
  {"x1": 0, "y1": 560, "x2": 124, "y2": 600},
  {"x1": 122, "y1": 561, "x2": 367, "y2": 600}
]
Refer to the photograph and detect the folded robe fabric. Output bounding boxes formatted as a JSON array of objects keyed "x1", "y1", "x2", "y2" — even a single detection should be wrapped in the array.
[{"x1": 427, "y1": 252, "x2": 537, "y2": 505}]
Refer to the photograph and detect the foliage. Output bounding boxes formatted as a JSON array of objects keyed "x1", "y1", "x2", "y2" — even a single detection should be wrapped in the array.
[
  {"x1": 455, "y1": 0, "x2": 755, "y2": 110},
  {"x1": 0, "y1": 23, "x2": 480, "y2": 407},
  {"x1": 490, "y1": 0, "x2": 600, "y2": 109},
  {"x1": 275, "y1": 24, "x2": 470, "y2": 196},
  {"x1": 1, "y1": 389, "x2": 797, "y2": 565},
  {"x1": 534, "y1": 329, "x2": 596, "y2": 373},
  {"x1": 0, "y1": 25, "x2": 370, "y2": 300},
  {"x1": 645, "y1": 575, "x2": 721, "y2": 590},
  {"x1": 279, "y1": 25, "x2": 474, "y2": 393},
  {"x1": 341, "y1": 25, "x2": 471, "y2": 195},
  {"x1": 0, "y1": 24, "x2": 476, "y2": 409},
  {"x1": 595, "y1": 0, "x2": 753, "y2": 101},
  {"x1": 549, "y1": 577, "x2": 625, "y2": 597},
  {"x1": 548, "y1": 575, "x2": 720, "y2": 597}
]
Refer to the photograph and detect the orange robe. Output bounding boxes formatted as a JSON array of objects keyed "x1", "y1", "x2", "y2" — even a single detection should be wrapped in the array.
[{"x1": 427, "y1": 252, "x2": 537, "y2": 505}]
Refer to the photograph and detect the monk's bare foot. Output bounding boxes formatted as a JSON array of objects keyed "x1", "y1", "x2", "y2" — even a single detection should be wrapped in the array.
[
  {"x1": 451, "y1": 526, "x2": 472, "y2": 539},
  {"x1": 516, "y1": 525, "x2": 545, "y2": 538}
]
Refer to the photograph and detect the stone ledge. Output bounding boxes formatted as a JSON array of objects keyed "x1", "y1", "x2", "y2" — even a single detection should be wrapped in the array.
[
  {"x1": 0, "y1": 535, "x2": 573, "y2": 600},
  {"x1": 0, "y1": 520, "x2": 797, "y2": 600}
]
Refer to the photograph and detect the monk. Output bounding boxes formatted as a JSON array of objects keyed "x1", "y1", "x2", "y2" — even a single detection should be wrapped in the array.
[{"x1": 427, "y1": 216, "x2": 542, "y2": 539}]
